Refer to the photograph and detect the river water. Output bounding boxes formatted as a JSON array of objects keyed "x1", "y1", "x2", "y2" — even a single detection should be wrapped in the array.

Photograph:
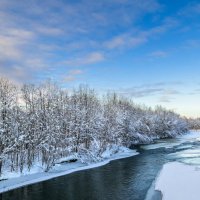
[{"x1": 1, "y1": 131, "x2": 200, "y2": 200}]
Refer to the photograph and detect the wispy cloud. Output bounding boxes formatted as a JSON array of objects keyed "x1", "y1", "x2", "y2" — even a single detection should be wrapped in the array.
[
  {"x1": 35, "y1": 26, "x2": 64, "y2": 36},
  {"x1": 63, "y1": 69, "x2": 84, "y2": 83},
  {"x1": 103, "y1": 17, "x2": 178, "y2": 51},
  {"x1": 104, "y1": 34, "x2": 147, "y2": 49},
  {"x1": 0, "y1": 28, "x2": 35, "y2": 61},
  {"x1": 159, "y1": 95, "x2": 173, "y2": 103},
  {"x1": 118, "y1": 87, "x2": 163, "y2": 98},
  {"x1": 115, "y1": 82, "x2": 182, "y2": 103},
  {"x1": 0, "y1": 0, "x2": 163, "y2": 83},
  {"x1": 63, "y1": 76, "x2": 76, "y2": 82},
  {"x1": 159, "y1": 89, "x2": 180, "y2": 103},
  {"x1": 64, "y1": 52, "x2": 105, "y2": 66},
  {"x1": 184, "y1": 39, "x2": 200, "y2": 48},
  {"x1": 69, "y1": 69, "x2": 83, "y2": 75},
  {"x1": 0, "y1": 0, "x2": 184, "y2": 87},
  {"x1": 189, "y1": 88, "x2": 200, "y2": 95},
  {"x1": 178, "y1": 2, "x2": 200, "y2": 16}
]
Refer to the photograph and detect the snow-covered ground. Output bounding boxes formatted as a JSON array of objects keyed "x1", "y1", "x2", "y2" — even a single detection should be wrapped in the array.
[
  {"x1": 155, "y1": 162, "x2": 200, "y2": 200},
  {"x1": 0, "y1": 147, "x2": 138, "y2": 194},
  {"x1": 149, "y1": 130, "x2": 200, "y2": 200}
]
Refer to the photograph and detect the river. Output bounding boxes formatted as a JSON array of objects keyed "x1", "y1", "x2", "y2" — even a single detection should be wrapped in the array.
[{"x1": 1, "y1": 131, "x2": 200, "y2": 200}]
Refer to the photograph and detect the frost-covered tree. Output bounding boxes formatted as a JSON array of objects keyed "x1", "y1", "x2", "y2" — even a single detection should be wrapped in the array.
[
  {"x1": 0, "y1": 77, "x2": 189, "y2": 177},
  {"x1": 187, "y1": 118, "x2": 200, "y2": 130},
  {"x1": 0, "y1": 78, "x2": 18, "y2": 175}
]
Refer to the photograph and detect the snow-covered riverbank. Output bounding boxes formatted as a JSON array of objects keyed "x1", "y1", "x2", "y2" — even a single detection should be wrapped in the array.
[
  {"x1": 149, "y1": 130, "x2": 200, "y2": 200},
  {"x1": 0, "y1": 147, "x2": 138, "y2": 194},
  {"x1": 155, "y1": 162, "x2": 200, "y2": 200},
  {"x1": 1, "y1": 131, "x2": 199, "y2": 195}
]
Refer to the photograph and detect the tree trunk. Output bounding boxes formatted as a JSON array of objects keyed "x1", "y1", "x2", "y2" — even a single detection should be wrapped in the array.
[{"x1": 0, "y1": 160, "x2": 2, "y2": 177}]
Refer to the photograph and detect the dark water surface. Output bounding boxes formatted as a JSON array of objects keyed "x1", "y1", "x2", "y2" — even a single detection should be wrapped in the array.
[{"x1": 0, "y1": 146, "x2": 172, "y2": 200}]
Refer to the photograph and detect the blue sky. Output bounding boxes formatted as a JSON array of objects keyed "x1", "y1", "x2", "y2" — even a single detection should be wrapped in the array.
[{"x1": 0, "y1": 0, "x2": 200, "y2": 117}]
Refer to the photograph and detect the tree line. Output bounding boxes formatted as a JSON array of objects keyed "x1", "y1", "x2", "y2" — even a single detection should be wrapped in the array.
[
  {"x1": 186, "y1": 118, "x2": 200, "y2": 130},
  {"x1": 0, "y1": 77, "x2": 189, "y2": 176}
]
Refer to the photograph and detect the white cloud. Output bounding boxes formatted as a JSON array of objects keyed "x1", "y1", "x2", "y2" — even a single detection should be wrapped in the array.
[
  {"x1": 65, "y1": 52, "x2": 105, "y2": 66},
  {"x1": 103, "y1": 17, "x2": 178, "y2": 51},
  {"x1": 104, "y1": 36, "x2": 125, "y2": 49},
  {"x1": 104, "y1": 34, "x2": 147, "y2": 49},
  {"x1": 115, "y1": 83, "x2": 181, "y2": 100},
  {"x1": 63, "y1": 69, "x2": 84, "y2": 83},
  {"x1": 0, "y1": 0, "x2": 175, "y2": 84},
  {"x1": 36, "y1": 26, "x2": 64, "y2": 36},
  {"x1": 159, "y1": 95, "x2": 172, "y2": 103},
  {"x1": 69, "y1": 69, "x2": 83, "y2": 75},
  {"x1": 63, "y1": 75, "x2": 76, "y2": 82}
]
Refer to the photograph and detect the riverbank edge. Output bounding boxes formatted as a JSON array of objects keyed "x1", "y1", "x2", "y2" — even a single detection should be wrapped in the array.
[
  {"x1": 154, "y1": 162, "x2": 200, "y2": 200},
  {"x1": 145, "y1": 168, "x2": 163, "y2": 200},
  {"x1": 0, "y1": 148, "x2": 138, "y2": 194},
  {"x1": 145, "y1": 130, "x2": 200, "y2": 200},
  {"x1": 1, "y1": 130, "x2": 196, "y2": 195}
]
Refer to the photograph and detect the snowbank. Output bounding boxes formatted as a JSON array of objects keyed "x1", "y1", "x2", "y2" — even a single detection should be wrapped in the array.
[
  {"x1": 141, "y1": 141, "x2": 181, "y2": 150},
  {"x1": 0, "y1": 147, "x2": 138, "y2": 194},
  {"x1": 155, "y1": 162, "x2": 200, "y2": 200},
  {"x1": 141, "y1": 130, "x2": 200, "y2": 150}
]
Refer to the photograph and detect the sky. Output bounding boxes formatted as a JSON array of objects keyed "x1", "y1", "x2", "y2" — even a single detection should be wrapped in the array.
[{"x1": 0, "y1": 0, "x2": 200, "y2": 117}]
